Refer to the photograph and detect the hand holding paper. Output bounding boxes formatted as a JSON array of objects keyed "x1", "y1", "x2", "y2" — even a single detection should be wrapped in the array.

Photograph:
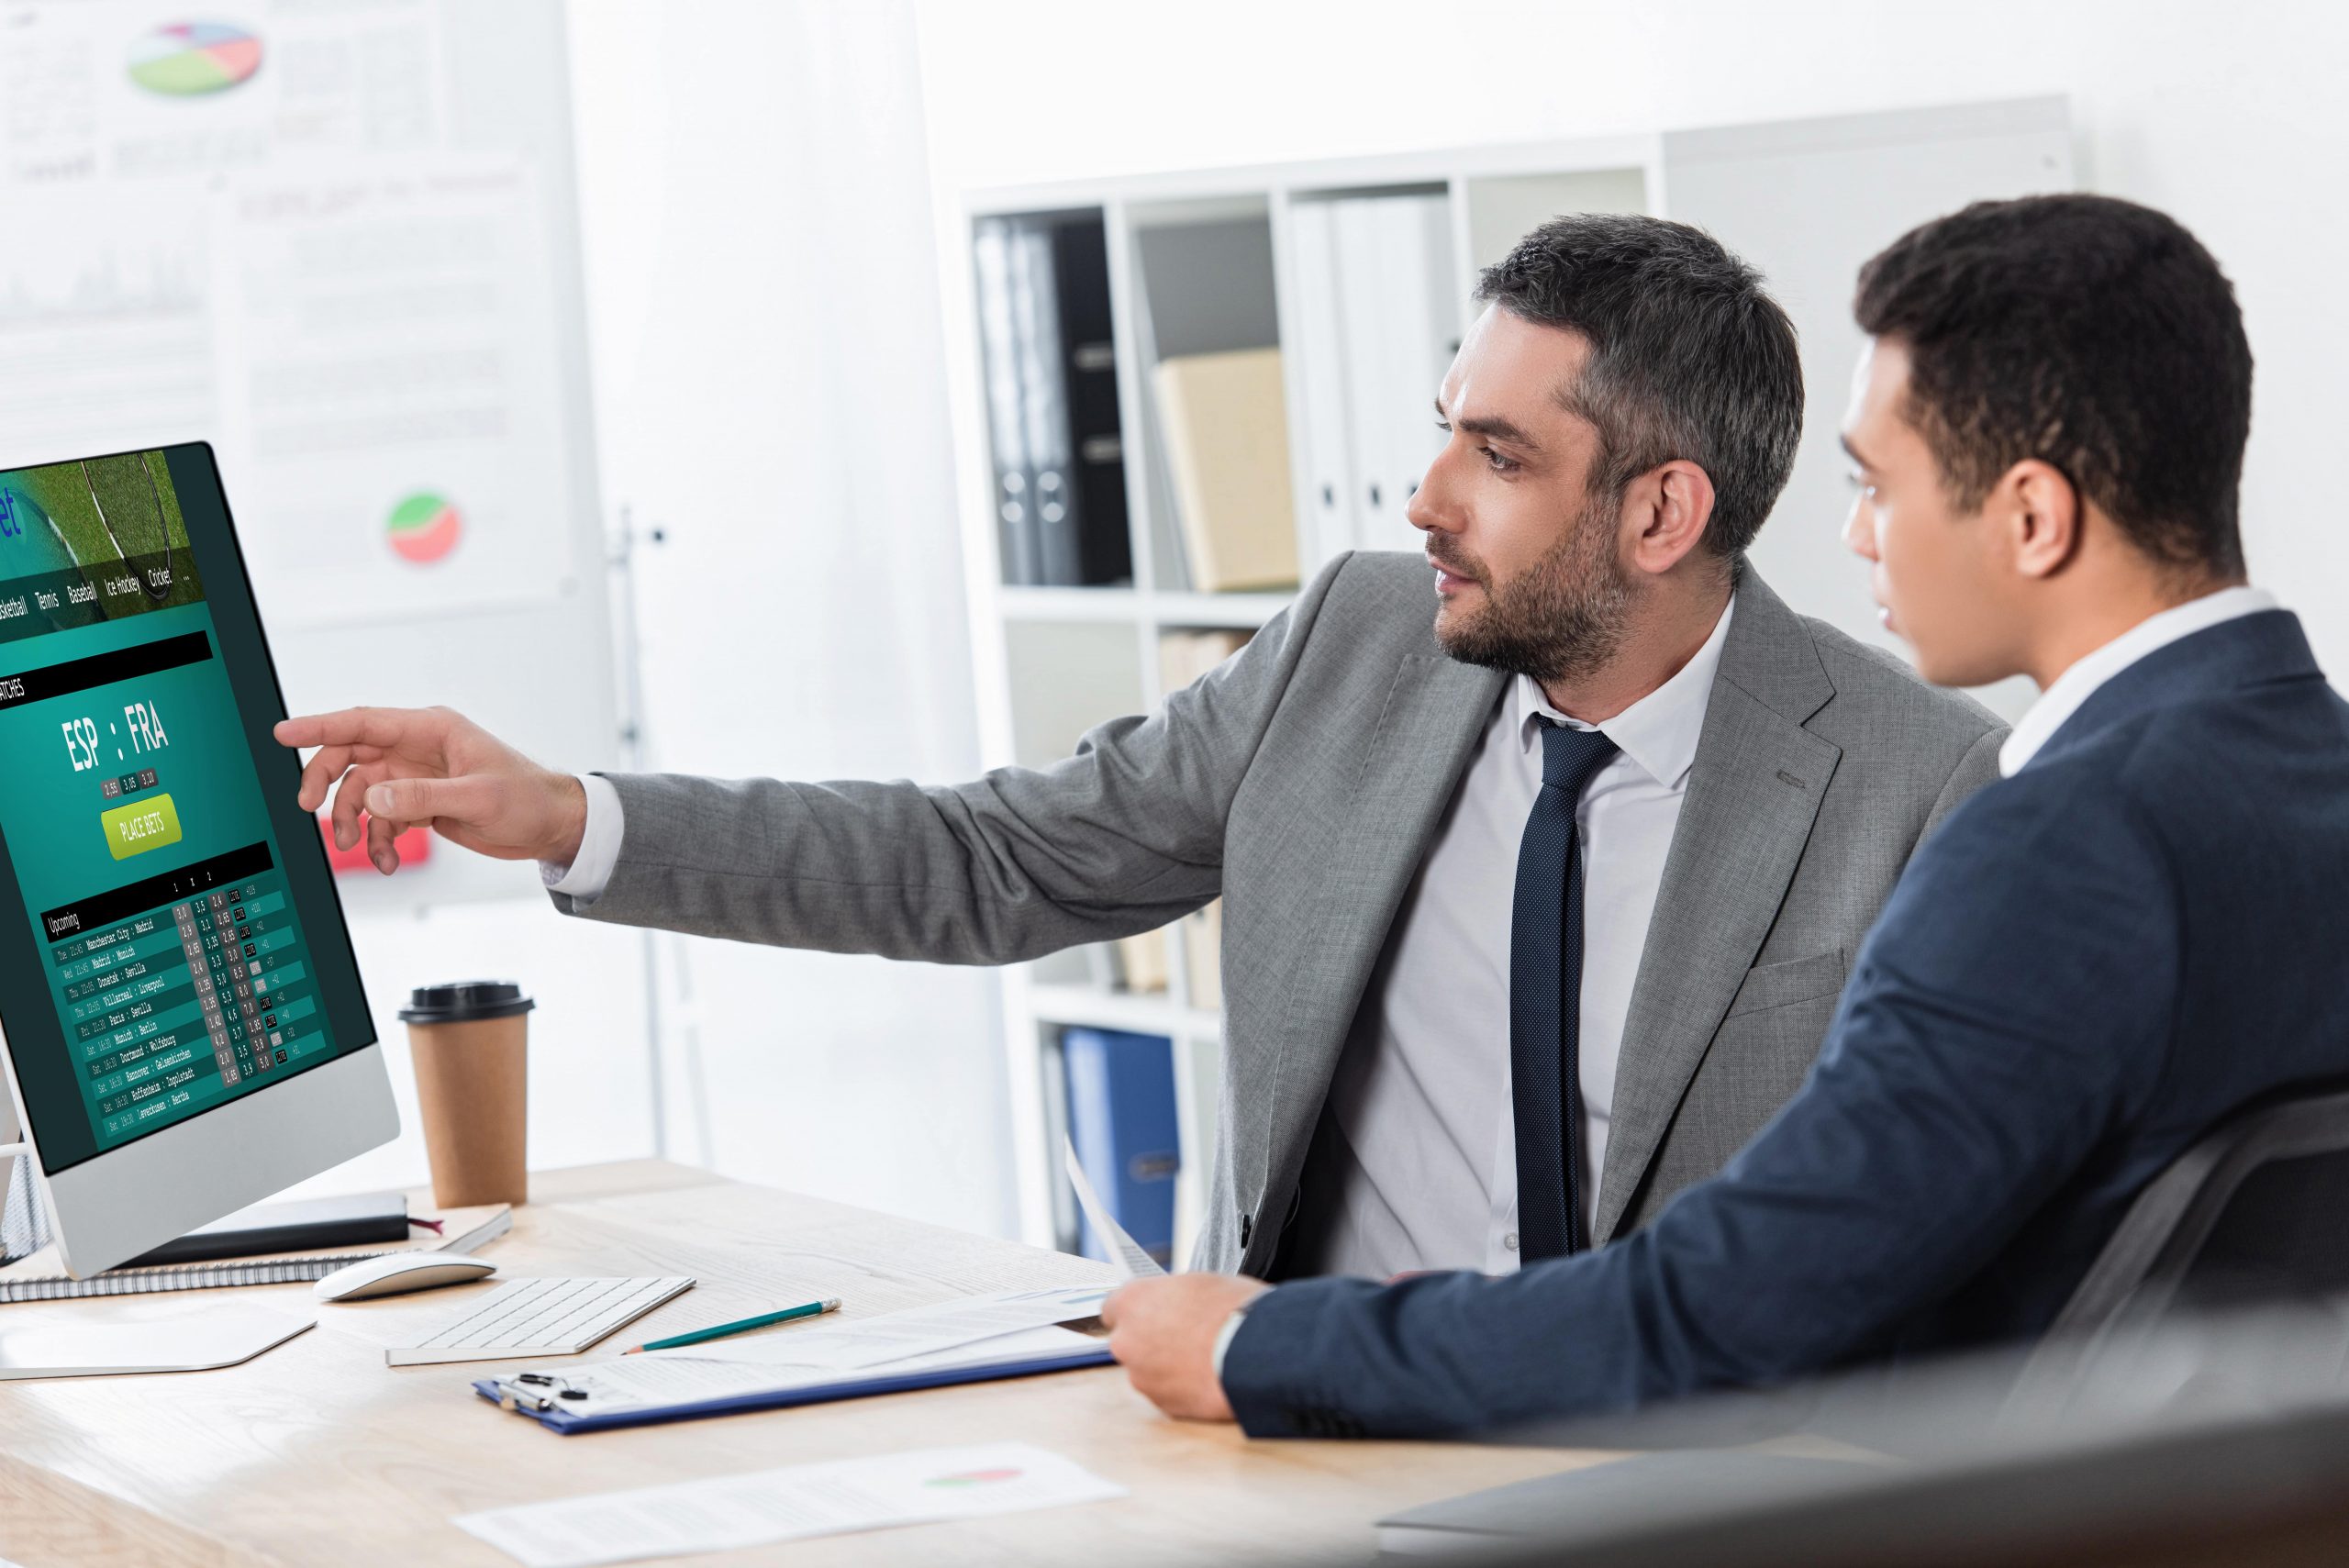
[{"x1": 1072, "y1": 1140, "x2": 1265, "y2": 1422}]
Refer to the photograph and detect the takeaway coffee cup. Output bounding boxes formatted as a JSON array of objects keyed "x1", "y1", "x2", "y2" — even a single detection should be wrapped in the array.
[{"x1": 400, "y1": 981, "x2": 534, "y2": 1208}]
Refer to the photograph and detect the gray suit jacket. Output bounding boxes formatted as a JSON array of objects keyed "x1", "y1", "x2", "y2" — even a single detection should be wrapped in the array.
[{"x1": 555, "y1": 552, "x2": 2004, "y2": 1274}]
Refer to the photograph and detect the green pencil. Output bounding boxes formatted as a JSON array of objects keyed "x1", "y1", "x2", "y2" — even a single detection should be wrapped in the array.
[{"x1": 624, "y1": 1296, "x2": 842, "y2": 1354}]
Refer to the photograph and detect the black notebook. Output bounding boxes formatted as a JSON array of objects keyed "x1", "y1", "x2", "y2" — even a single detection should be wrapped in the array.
[
  {"x1": 124, "y1": 1190, "x2": 409, "y2": 1267},
  {"x1": 0, "y1": 1202, "x2": 511, "y2": 1303}
]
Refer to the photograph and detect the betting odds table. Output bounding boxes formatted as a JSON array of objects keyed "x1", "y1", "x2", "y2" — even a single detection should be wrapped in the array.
[{"x1": 47, "y1": 841, "x2": 328, "y2": 1145}]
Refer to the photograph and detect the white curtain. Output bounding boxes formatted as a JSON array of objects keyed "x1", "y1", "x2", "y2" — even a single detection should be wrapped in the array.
[{"x1": 569, "y1": 0, "x2": 1010, "y2": 1234}]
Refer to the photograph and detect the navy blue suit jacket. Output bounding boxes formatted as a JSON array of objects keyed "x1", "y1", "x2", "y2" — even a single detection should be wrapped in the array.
[{"x1": 1223, "y1": 609, "x2": 2349, "y2": 1440}]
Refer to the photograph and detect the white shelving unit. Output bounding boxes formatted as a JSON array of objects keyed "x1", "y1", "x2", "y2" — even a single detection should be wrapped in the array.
[{"x1": 933, "y1": 99, "x2": 2071, "y2": 1258}]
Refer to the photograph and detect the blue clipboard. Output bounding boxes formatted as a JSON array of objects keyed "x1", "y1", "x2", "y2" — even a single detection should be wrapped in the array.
[{"x1": 473, "y1": 1342, "x2": 1116, "y2": 1434}]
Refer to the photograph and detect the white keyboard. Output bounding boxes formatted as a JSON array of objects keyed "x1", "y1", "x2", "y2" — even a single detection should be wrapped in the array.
[{"x1": 384, "y1": 1276, "x2": 694, "y2": 1367}]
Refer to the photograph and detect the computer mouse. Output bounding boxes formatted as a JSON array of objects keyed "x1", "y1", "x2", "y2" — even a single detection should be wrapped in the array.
[{"x1": 315, "y1": 1252, "x2": 498, "y2": 1302}]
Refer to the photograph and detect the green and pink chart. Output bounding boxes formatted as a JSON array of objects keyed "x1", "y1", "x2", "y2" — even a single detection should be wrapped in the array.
[
  {"x1": 385, "y1": 492, "x2": 463, "y2": 564},
  {"x1": 127, "y1": 22, "x2": 263, "y2": 96}
]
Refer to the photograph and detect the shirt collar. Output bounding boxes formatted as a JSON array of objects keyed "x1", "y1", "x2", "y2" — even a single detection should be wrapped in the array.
[
  {"x1": 1513, "y1": 594, "x2": 1736, "y2": 790},
  {"x1": 1999, "y1": 584, "x2": 2280, "y2": 776}
]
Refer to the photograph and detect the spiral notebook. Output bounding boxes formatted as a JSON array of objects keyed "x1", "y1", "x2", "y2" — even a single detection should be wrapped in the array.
[{"x1": 0, "y1": 1203, "x2": 511, "y2": 1302}]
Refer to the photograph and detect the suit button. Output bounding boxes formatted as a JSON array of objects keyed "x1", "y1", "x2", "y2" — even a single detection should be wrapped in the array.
[{"x1": 1239, "y1": 1212, "x2": 1252, "y2": 1248}]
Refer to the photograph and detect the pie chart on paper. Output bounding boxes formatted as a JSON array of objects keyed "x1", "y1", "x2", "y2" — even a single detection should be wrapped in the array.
[
  {"x1": 925, "y1": 1466, "x2": 1025, "y2": 1488},
  {"x1": 127, "y1": 22, "x2": 264, "y2": 96},
  {"x1": 385, "y1": 492, "x2": 463, "y2": 565}
]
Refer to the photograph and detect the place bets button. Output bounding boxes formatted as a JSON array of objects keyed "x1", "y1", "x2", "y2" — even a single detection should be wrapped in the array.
[{"x1": 100, "y1": 793, "x2": 183, "y2": 861}]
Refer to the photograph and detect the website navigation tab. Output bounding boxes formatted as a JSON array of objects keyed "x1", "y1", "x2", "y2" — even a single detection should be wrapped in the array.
[{"x1": 0, "y1": 551, "x2": 204, "y2": 649}]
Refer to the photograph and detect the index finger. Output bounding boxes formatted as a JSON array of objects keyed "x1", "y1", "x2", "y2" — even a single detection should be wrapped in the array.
[{"x1": 274, "y1": 706, "x2": 442, "y2": 754}]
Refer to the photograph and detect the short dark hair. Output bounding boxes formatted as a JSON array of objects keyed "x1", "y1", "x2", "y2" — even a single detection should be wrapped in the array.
[
  {"x1": 1475, "y1": 213, "x2": 1804, "y2": 562},
  {"x1": 1854, "y1": 194, "x2": 2252, "y2": 578}
]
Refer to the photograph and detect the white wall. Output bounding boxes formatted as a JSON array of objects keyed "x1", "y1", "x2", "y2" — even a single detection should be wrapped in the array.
[
  {"x1": 562, "y1": 0, "x2": 1014, "y2": 1237},
  {"x1": 913, "y1": 0, "x2": 2349, "y2": 679}
]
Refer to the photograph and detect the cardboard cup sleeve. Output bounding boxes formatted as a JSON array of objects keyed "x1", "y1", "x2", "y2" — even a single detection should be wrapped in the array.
[{"x1": 400, "y1": 983, "x2": 533, "y2": 1208}]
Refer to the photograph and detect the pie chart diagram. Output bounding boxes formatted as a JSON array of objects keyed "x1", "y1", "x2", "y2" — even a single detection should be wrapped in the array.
[
  {"x1": 385, "y1": 492, "x2": 462, "y2": 565},
  {"x1": 128, "y1": 22, "x2": 264, "y2": 96},
  {"x1": 925, "y1": 1467, "x2": 1025, "y2": 1488}
]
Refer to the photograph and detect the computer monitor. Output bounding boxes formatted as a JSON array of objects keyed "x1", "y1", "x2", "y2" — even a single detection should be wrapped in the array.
[{"x1": 0, "y1": 442, "x2": 395, "y2": 1276}]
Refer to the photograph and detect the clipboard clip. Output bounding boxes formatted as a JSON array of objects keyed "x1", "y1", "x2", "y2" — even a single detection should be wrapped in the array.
[{"x1": 493, "y1": 1371, "x2": 586, "y2": 1414}]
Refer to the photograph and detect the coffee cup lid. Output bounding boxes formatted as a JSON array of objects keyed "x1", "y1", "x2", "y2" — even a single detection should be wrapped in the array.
[{"x1": 399, "y1": 980, "x2": 535, "y2": 1024}]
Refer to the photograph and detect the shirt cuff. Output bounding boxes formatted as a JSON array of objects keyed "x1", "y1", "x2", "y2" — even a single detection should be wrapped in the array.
[
  {"x1": 541, "y1": 773, "x2": 624, "y2": 901},
  {"x1": 1210, "y1": 1306, "x2": 1251, "y2": 1382}
]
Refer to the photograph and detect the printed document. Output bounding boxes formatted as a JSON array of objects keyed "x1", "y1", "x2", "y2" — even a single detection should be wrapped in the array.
[
  {"x1": 1063, "y1": 1138, "x2": 1169, "y2": 1279},
  {"x1": 454, "y1": 1441, "x2": 1125, "y2": 1567}
]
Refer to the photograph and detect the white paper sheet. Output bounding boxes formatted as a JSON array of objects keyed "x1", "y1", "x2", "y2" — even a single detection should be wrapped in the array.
[
  {"x1": 454, "y1": 1441, "x2": 1125, "y2": 1568},
  {"x1": 1063, "y1": 1138, "x2": 1169, "y2": 1279},
  {"x1": 0, "y1": 1, "x2": 449, "y2": 186},
  {"x1": 0, "y1": 1, "x2": 457, "y2": 492},
  {"x1": 570, "y1": 1177, "x2": 1120, "y2": 1319},
  {"x1": 213, "y1": 152, "x2": 576, "y2": 625}
]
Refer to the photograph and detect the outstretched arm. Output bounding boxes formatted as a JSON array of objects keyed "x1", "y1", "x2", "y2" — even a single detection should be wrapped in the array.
[{"x1": 281, "y1": 555, "x2": 1357, "y2": 966}]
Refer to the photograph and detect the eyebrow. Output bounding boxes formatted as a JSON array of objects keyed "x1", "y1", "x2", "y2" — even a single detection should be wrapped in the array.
[
  {"x1": 1839, "y1": 432, "x2": 1875, "y2": 469},
  {"x1": 1435, "y1": 395, "x2": 1542, "y2": 451}
]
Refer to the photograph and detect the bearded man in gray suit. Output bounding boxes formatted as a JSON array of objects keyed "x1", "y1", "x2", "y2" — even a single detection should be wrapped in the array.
[{"x1": 279, "y1": 215, "x2": 2000, "y2": 1296}]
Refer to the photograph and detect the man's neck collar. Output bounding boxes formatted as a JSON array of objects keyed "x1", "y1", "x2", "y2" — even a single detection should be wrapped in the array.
[
  {"x1": 2000, "y1": 583, "x2": 2277, "y2": 776},
  {"x1": 1519, "y1": 592, "x2": 1737, "y2": 790},
  {"x1": 1536, "y1": 587, "x2": 1734, "y2": 726},
  {"x1": 2022, "y1": 573, "x2": 2250, "y2": 691}
]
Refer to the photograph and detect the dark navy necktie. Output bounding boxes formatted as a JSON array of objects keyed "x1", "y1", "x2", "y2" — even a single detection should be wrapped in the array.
[{"x1": 1510, "y1": 719, "x2": 1619, "y2": 1262}]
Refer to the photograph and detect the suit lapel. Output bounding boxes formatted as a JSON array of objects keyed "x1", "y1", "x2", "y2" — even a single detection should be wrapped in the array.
[
  {"x1": 1246, "y1": 652, "x2": 1503, "y2": 1270},
  {"x1": 1594, "y1": 577, "x2": 1842, "y2": 1241}
]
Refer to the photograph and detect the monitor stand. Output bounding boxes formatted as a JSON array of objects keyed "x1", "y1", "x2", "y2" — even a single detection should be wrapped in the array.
[
  {"x1": 0, "y1": 1304, "x2": 312, "y2": 1379},
  {"x1": 0, "y1": 1090, "x2": 39, "y2": 1263},
  {"x1": 0, "y1": 1095, "x2": 312, "y2": 1379}
]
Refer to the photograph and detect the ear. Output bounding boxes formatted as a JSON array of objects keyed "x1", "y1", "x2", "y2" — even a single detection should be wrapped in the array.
[
  {"x1": 1623, "y1": 459, "x2": 1717, "y2": 576},
  {"x1": 1997, "y1": 459, "x2": 2082, "y2": 581}
]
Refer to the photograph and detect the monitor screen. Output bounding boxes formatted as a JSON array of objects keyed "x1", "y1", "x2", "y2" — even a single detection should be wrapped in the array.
[{"x1": 0, "y1": 443, "x2": 373, "y2": 1173}]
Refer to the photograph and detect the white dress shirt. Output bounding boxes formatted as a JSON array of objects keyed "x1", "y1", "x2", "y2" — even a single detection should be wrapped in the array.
[
  {"x1": 1283, "y1": 596, "x2": 1734, "y2": 1280},
  {"x1": 542, "y1": 773, "x2": 626, "y2": 899},
  {"x1": 544, "y1": 597, "x2": 1738, "y2": 1284},
  {"x1": 1998, "y1": 585, "x2": 2278, "y2": 777}
]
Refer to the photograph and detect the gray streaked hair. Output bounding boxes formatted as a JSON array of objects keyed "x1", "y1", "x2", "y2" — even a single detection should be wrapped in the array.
[{"x1": 1475, "y1": 213, "x2": 1803, "y2": 562}]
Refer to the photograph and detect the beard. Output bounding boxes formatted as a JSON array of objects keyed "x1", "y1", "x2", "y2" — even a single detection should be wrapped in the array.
[{"x1": 1431, "y1": 493, "x2": 1635, "y2": 685}]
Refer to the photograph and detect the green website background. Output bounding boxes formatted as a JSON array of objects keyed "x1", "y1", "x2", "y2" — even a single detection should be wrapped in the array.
[
  {"x1": 0, "y1": 448, "x2": 368, "y2": 1168},
  {"x1": 0, "y1": 610, "x2": 269, "y2": 897}
]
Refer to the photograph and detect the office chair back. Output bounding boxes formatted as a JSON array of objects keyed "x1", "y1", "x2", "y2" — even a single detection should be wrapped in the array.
[{"x1": 2017, "y1": 1076, "x2": 2349, "y2": 1407}]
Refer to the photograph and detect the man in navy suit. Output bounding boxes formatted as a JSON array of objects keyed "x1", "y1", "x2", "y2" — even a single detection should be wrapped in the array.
[{"x1": 1103, "y1": 193, "x2": 2349, "y2": 1438}]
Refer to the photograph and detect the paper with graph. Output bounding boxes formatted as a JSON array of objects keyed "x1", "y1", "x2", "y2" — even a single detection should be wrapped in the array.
[{"x1": 456, "y1": 1441, "x2": 1124, "y2": 1567}]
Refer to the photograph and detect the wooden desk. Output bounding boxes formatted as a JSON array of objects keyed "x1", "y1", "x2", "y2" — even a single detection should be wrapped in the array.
[{"x1": 0, "y1": 1162, "x2": 1605, "y2": 1566}]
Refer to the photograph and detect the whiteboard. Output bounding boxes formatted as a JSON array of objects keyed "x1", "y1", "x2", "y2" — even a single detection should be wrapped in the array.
[{"x1": 0, "y1": 0, "x2": 615, "y2": 905}]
